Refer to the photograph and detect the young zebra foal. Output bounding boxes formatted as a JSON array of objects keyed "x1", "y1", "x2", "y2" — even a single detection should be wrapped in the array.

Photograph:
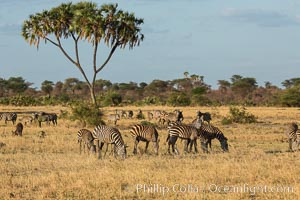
[
  {"x1": 12, "y1": 122, "x2": 23, "y2": 136},
  {"x1": 77, "y1": 129, "x2": 96, "y2": 154},
  {"x1": 130, "y1": 124, "x2": 159, "y2": 155}
]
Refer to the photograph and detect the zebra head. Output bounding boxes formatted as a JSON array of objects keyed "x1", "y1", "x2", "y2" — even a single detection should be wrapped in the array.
[{"x1": 220, "y1": 136, "x2": 229, "y2": 152}]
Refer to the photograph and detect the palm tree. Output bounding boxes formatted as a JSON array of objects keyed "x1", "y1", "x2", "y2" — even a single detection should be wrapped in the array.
[{"x1": 22, "y1": 2, "x2": 144, "y2": 107}]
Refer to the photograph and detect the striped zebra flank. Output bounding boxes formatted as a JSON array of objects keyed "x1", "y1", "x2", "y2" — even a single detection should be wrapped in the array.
[
  {"x1": 0, "y1": 112, "x2": 17, "y2": 125},
  {"x1": 285, "y1": 122, "x2": 299, "y2": 152},
  {"x1": 129, "y1": 124, "x2": 159, "y2": 155},
  {"x1": 77, "y1": 129, "x2": 96, "y2": 154},
  {"x1": 92, "y1": 125, "x2": 127, "y2": 159},
  {"x1": 198, "y1": 123, "x2": 229, "y2": 152},
  {"x1": 167, "y1": 124, "x2": 204, "y2": 154}
]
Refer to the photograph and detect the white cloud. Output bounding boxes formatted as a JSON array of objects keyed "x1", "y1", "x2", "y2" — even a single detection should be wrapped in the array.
[{"x1": 222, "y1": 8, "x2": 300, "y2": 27}]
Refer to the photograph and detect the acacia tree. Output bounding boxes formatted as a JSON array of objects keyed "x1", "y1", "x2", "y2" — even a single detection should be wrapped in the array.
[
  {"x1": 22, "y1": 2, "x2": 144, "y2": 106},
  {"x1": 41, "y1": 80, "x2": 54, "y2": 98}
]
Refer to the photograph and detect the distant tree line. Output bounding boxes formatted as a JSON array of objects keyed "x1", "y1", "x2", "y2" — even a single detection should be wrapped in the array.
[{"x1": 0, "y1": 74, "x2": 300, "y2": 107}]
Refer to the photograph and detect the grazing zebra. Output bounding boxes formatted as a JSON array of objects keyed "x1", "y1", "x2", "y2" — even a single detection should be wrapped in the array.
[
  {"x1": 160, "y1": 110, "x2": 184, "y2": 125},
  {"x1": 77, "y1": 129, "x2": 96, "y2": 154},
  {"x1": 198, "y1": 123, "x2": 229, "y2": 153},
  {"x1": 128, "y1": 110, "x2": 134, "y2": 119},
  {"x1": 147, "y1": 111, "x2": 154, "y2": 121},
  {"x1": 19, "y1": 116, "x2": 34, "y2": 126},
  {"x1": 285, "y1": 122, "x2": 299, "y2": 152},
  {"x1": 0, "y1": 112, "x2": 17, "y2": 125},
  {"x1": 33, "y1": 112, "x2": 58, "y2": 127},
  {"x1": 129, "y1": 124, "x2": 159, "y2": 155},
  {"x1": 92, "y1": 125, "x2": 127, "y2": 159},
  {"x1": 196, "y1": 111, "x2": 212, "y2": 124},
  {"x1": 12, "y1": 122, "x2": 23, "y2": 136},
  {"x1": 107, "y1": 114, "x2": 120, "y2": 125},
  {"x1": 136, "y1": 109, "x2": 144, "y2": 119},
  {"x1": 167, "y1": 124, "x2": 207, "y2": 154},
  {"x1": 33, "y1": 113, "x2": 50, "y2": 128},
  {"x1": 115, "y1": 109, "x2": 127, "y2": 119}
]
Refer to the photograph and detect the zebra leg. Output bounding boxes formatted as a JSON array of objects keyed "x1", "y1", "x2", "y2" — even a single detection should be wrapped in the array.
[
  {"x1": 171, "y1": 136, "x2": 179, "y2": 154},
  {"x1": 201, "y1": 141, "x2": 208, "y2": 153},
  {"x1": 145, "y1": 141, "x2": 149, "y2": 153},
  {"x1": 96, "y1": 140, "x2": 102, "y2": 159},
  {"x1": 185, "y1": 139, "x2": 191, "y2": 153},
  {"x1": 208, "y1": 139, "x2": 212, "y2": 151},
  {"x1": 288, "y1": 138, "x2": 293, "y2": 152},
  {"x1": 104, "y1": 143, "x2": 109, "y2": 157},
  {"x1": 194, "y1": 139, "x2": 198, "y2": 153},
  {"x1": 189, "y1": 140, "x2": 194, "y2": 153},
  {"x1": 153, "y1": 141, "x2": 159, "y2": 155},
  {"x1": 79, "y1": 141, "x2": 82, "y2": 154},
  {"x1": 133, "y1": 138, "x2": 139, "y2": 154}
]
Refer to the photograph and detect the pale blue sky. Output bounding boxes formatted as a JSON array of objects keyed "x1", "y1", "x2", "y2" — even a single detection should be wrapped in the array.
[{"x1": 0, "y1": 0, "x2": 300, "y2": 88}]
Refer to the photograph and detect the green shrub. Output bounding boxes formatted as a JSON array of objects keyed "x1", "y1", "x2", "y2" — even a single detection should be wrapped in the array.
[
  {"x1": 167, "y1": 92, "x2": 191, "y2": 106},
  {"x1": 222, "y1": 106, "x2": 257, "y2": 124},
  {"x1": 101, "y1": 92, "x2": 122, "y2": 106},
  {"x1": 70, "y1": 102, "x2": 105, "y2": 126}
]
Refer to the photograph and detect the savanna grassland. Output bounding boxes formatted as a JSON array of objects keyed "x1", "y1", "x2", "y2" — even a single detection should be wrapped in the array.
[{"x1": 0, "y1": 105, "x2": 300, "y2": 200}]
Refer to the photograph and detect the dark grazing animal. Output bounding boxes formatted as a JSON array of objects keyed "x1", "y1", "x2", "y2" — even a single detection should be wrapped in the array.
[
  {"x1": 129, "y1": 124, "x2": 159, "y2": 155},
  {"x1": 196, "y1": 111, "x2": 212, "y2": 124},
  {"x1": 12, "y1": 122, "x2": 23, "y2": 136},
  {"x1": 33, "y1": 112, "x2": 58, "y2": 127}
]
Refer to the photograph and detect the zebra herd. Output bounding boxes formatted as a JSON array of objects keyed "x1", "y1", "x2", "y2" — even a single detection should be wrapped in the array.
[
  {"x1": 0, "y1": 112, "x2": 58, "y2": 128},
  {"x1": 1, "y1": 109, "x2": 299, "y2": 160},
  {"x1": 77, "y1": 110, "x2": 229, "y2": 159}
]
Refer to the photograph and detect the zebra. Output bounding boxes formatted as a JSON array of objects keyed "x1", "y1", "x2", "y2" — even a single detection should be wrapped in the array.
[
  {"x1": 33, "y1": 112, "x2": 58, "y2": 127},
  {"x1": 12, "y1": 122, "x2": 23, "y2": 136},
  {"x1": 92, "y1": 125, "x2": 127, "y2": 159},
  {"x1": 77, "y1": 129, "x2": 96, "y2": 154},
  {"x1": 160, "y1": 110, "x2": 184, "y2": 125},
  {"x1": 166, "y1": 124, "x2": 206, "y2": 154},
  {"x1": 196, "y1": 111, "x2": 212, "y2": 124},
  {"x1": 129, "y1": 124, "x2": 159, "y2": 155},
  {"x1": 0, "y1": 112, "x2": 17, "y2": 125},
  {"x1": 198, "y1": 123, "x2": 229, "y2": 153},
  {"x1": 285, "y1": 122, "x2": 299, "y2": 152},
  {"x1": 115, "y1": 109, "x2": 127, "y2": 119},
  {"x1": 19, "y1": 116, "x2": 34, "y2": 126},
  {"x1": 33, "y1": 113, "x2": 50, "y2": 128},
  {"x1": 136, "y1": 109, "x2": 144, "y2": 119},
  {"x1": 128, "y1": 110, "x2": 134, "y2": 119},
  {"x1": 107, "y1": 114, "x2": 120, "y2": 125}
]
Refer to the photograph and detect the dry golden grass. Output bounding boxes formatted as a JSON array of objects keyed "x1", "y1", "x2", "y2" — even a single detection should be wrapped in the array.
[{"x1": 0, "y1": 105, "x2": 300, "y2": 199}]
